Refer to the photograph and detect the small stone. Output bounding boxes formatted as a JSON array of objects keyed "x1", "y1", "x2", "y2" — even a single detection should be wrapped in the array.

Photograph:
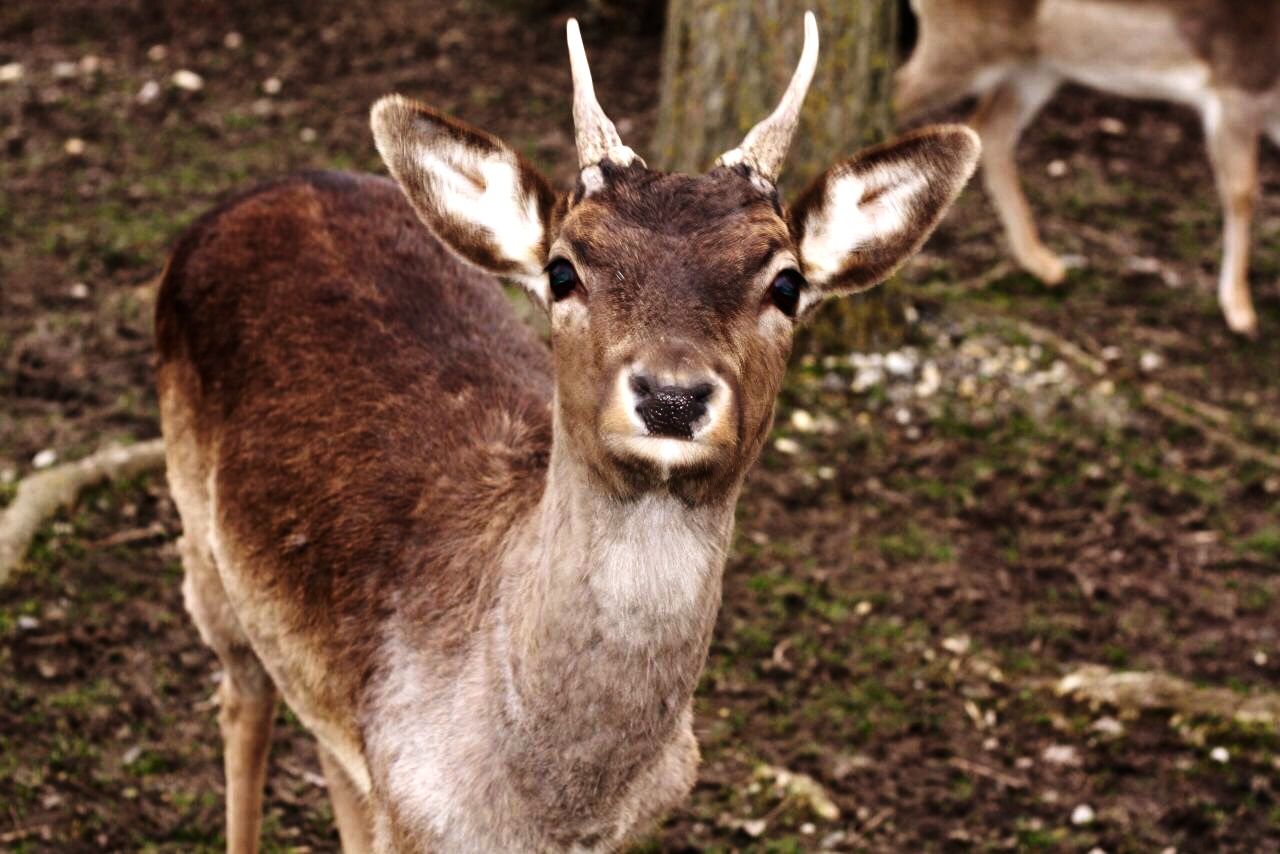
[
  {"x1": 851, "y1": 364, "x2": 884, "y2": 392},
  {"x1": 1087, "y1": 848, "x2": 1107, "y2": 854},
  {"x1": 122, "y1": 745, "x2": 143, "y2": 765},
  {"x1": 1139, "y1": 350, "x2": 1163, "y2": 373},
  {"x1": 300, "y1": 126, "x2": 318, "y2": 143},
  {"x1": 52, "y1": 60, "x2": 78, "y2": 80},
  {"x1": 854, "y1": 600, "x2": 873, "y2": 616},
  {"x1": 741, "y1": 818, "x2": 767, "y2": 837},
  {"x1": 941, "y1": 635, "x2": 970, "y2": 656},
  {"x1": 1071, "y1": 804, "x2": 1096, "y2": 825},
  {"x1": 894, "y1": 407, "x2": 912, "y2": 426},
  {"x1": 1090, "y1": 716, "x2": 1124, "y2": 738},
  {"x1": 790, "y1": 409, "x2": 816, "y2": 433},
  {"x1": 1015, "y1": 756, "x2": 1034, "y2": 770},
  {"x1": 32, "y1": 448, "x2": 58, "y2": 469},
  {"x1": 252, "y1": 97, "x2": 273, "y2": 117},
  {"x1": 263, "y1": 76, "x2": 282, "y2": 95},
  {"x1": 1253, "y1": 650, "x2": 1268, "y2": 667},
  {"x1": 171, "y1": 69, "x2": 204, "y2": 92},
  {"x1": 1209, "y1": 746, "x2": 1229, "y2": 764},
  {"x1": 774, "y1": 437, "x2": 801, "y2": 455},
  {"x1": 1047, "y1": 159, "x2": 1068, "y2": 178},
  {"x1": 147, "y1": 44, "x2": 169, "y2": 62},
  {"x1": 1100, "y1": 345, "x2": 1122, "y2": 362},
  {"x1": 69, "y1": 282, "x2": 90, "y2": 300},
  {"x1": 17, "y1": 615, "x2": 40, "y2": 631},
  {"x1": 915, "y1": 360, "x2": 941, "y2": 398},
  {"x1": 1099, "y1": 117, "x2": 1126, "y2": 135},
  {"x1": 224, "y1": 31, "x2": 244, "y2": 50},
  {"x1": 800, "y1": 822, "x2": 816, "y2": 835},
  {"x1": 884, "y1": 351, "x2": 916, "y2": 377},
  {"x1": 816, "y1": 466, "x2": 835, "y2": 481},
  {"x1": 78, "y1": 55, "x2": 101, "y2": 75},
  {"x1": 136, "y1": 79, "x2": 161, "y2": 104},
  {"x1": 1042, "y1": 744, "x2": 1081, "y2": 766},
  {"x1": 64, "y1": 137, "x2": 86, "y2": 157},
  {"x1": 0, "y1": 62, "x2": 25, "y2": 83}
]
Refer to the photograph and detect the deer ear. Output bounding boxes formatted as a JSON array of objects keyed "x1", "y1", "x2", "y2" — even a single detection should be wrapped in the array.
[
  {"x1": 789, "y1": 125, "x2": 979, "y2": 303},
  {"x1": 371, "y1": 95, "x2": 557, "y2": 303}
]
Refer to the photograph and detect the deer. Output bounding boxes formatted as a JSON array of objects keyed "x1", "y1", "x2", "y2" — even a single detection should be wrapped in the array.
[
  {"x1": 155, "y1": 13, "x2": 978, "y2": 852},
  {"x1": 895, "y1": 0, "x2": 1280, "y2": 336}
]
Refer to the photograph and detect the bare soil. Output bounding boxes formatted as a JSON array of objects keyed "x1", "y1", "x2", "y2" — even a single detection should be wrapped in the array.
[{"x1": 2, "y1": 1, "x2": 1278, "y2": 851}]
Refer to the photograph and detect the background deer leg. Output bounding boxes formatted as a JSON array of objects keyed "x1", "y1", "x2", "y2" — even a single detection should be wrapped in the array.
[
  {"x1": 971, "y1": 72, "x2": 1064, "y2": 284},
  {"x1": 219, "y1": 656, "x2": 278, "y2": 854},
  {"x1": 1203, "y1": 95, "x2": 1261, "y2": 336},
  {"x1": 318, "y1": 745, "x2": 374, "y2": 853}
]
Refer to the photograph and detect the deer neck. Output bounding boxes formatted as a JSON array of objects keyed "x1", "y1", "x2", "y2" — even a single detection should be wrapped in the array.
[{"x1": 487, "y1": 432, "x2": 736, "y2": 811}]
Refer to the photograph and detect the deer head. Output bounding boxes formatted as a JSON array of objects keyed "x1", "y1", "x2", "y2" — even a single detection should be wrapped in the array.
[{"x1": 371, "y1": 13, "x2": 978, "y2": 504}]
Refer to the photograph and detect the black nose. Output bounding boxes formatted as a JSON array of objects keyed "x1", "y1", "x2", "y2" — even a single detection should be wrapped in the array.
[{"x1": 631, "y1": 375, "x2": 714, "y2": 439}]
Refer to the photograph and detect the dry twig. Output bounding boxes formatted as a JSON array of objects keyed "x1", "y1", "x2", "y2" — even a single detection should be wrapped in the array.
[{"x1": 0, "y1": 439, "x2": 166, "y2": 585}]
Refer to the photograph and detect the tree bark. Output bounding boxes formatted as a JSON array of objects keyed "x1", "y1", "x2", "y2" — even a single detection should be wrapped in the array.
[{"x1": 654, "y1": 0, "x2": 904, "y2": 353}]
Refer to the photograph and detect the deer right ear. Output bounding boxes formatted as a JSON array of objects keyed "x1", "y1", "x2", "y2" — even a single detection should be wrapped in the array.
[
  {"x1": 788, "y1": 125, "x2": 980, "y2": 308},
  {"x1": 371, "y1": 95, "x2": 557, "y2": 303}
]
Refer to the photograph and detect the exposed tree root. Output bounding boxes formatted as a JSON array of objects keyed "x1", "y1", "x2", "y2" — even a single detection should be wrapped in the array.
[
  {"x1": 0, "y1": 439, "x2": 166, "y2": 585},
  {"x1": 1055, "y1": 664, "x2": 1280, "y2": 728}
]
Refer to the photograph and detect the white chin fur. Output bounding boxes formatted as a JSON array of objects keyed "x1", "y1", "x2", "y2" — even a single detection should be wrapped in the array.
[{"x1": 609, "y1": 435, "x2": 718, "y2": 474}]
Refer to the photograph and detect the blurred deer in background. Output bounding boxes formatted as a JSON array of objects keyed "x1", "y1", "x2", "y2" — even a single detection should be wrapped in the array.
[
  {"x1": 896, "y1": 0, "x2": 1280, "y2": 336},
  {"x1": 156, "y1": 13, "x2": 977, "y2": 853}
]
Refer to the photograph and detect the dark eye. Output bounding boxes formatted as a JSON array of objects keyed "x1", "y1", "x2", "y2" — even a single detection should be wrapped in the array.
[
  {"x1": 546, "y1": 259, "x2": 579, "y2": 301},
  {"x1": 769, "y1": 270, "x2": 805, "y2": 317}
]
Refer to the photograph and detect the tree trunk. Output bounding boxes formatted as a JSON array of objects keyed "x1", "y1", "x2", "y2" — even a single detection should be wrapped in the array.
[{"x1": 653, "y1": 0, "x2": 905, "y2": 353}]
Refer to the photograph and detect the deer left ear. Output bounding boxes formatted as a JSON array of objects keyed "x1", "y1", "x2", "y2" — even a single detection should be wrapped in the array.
[
  {"x1": 789, "y1": 125, "x2": 979, "y2": 304},
  {"x1": 371, "y1": 95, "x2": 557, "y2": 303}
]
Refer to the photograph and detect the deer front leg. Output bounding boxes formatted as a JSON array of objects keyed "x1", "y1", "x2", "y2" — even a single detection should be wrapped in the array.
[
  {"x1": 971, "y1": 72, "x2": 1064, "y2": 284},
  {"x1": 1204, "y1": 96, "x2": 1261, "y2": 336},
  {"x1": 219, "y1": 659, "x2": 278, "y2": 854},
  {"x1": 318, "y1": 745, "x2": 374, "y2": 852}
]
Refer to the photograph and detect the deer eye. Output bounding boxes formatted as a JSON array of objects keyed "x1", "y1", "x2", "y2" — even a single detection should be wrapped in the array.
[
  {"x1": 768, "y1": 270, "x2": 804, "y2": 317},
  {"x1": 546, "y1": 259, "x2": 580, "y2": 301}
]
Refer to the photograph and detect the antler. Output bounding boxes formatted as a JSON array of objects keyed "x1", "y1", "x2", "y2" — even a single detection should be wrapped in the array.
[
  {"x1": 716, "y1": 11, "x2": 819, "y2": 184},
  {"x1": 567, "y1": 18, "x2": 639, "y2": 170}
]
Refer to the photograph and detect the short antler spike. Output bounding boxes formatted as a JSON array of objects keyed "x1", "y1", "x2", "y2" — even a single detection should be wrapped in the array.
[
  {"x1": 567, "y1": 18, "x2": 638, "y2": 170},
  {"x1": 716, "y1": 11, "x2": 819, "y2": 184}
]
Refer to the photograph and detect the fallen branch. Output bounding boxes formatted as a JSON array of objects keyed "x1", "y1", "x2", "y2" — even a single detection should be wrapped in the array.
[
  {"x1": 1056, "y1": 664, "x2": 1280, "y2": 728},
  {"x1": 1141, "y1": 386, "x2": 1280, "y2": 471},
  {"x1": 0, "y1": 439, "x2": 166, "y2": 585}
]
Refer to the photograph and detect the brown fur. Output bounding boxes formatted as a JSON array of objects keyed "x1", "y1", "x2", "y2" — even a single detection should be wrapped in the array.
[{"x1": 158, "y1": 89, "x2": 977, "y2": 847}]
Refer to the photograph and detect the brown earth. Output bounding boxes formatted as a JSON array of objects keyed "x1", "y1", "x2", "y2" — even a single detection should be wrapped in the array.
[{"x1": 1, "y1": 1, "x2": 1278, "y2": 851}]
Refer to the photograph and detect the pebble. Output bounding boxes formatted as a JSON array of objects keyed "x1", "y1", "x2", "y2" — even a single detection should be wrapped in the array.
[
  {"x1": 64, "y1": 137, "x2": 87, "y2": 157},
  {"x1": 851, "y1": 364, "x2": 883, "y2": 392},
  {"x1": 224, "y1": 31, "x2": 244, "y2": 50},
  {"x1": 1254, "y1": 650, "x2": 1269, "y2": 667},
  {"x1": 136, "y1": 79, "x2": 161, "y2": 104},
  {"x1": 171, "y1": 69, "x2": 204, "y2": 92},
  {"x1": 1209, "y1": 746, "x2": 1229, "y2": 764},
  {"x1": 300, "y1": 127, "x2": 318, "y2": 143},
  {"x1": 263, "y1": 76, "x2": 282, "y2": 95},
  {"x1": 915, "y1": 360, "x2": 941, "y2": 397},
  {"x1": 0, "y1": 62, "x2": 24, "y2": 83},
  {"x1": 1139, "y1": 350, "x2": 1163, "y2": 372},
  {"x1": 894, "y1": 407, "x2": 912, "y2": 426},
  {"x1": 1047, "y1": 159, "x2": 1068, "y2": 178},
  {"x1": 52, "y1": 60, "x2": 78, "y2": 80},
  {"x1": 774, "y1": 437, "x2": 801, "y2": 455},
  {"x1": 17, "y1": 615, "x2": 40, "y2": 631},
  {"x1": 1042, "y1": 744, "x2": 1081, "y2": 766},
  {"x1": 79, "y1": 55, "x2": 101, "y2": 75},
  {"x1": 884, "y1": 350, "x2": 916, "y2": 377},
  {"x1": 1099, "y1": 117, "x2": 1126, "y2": 135},
  {"x1": 147, "y1": 44, "x2": 168, "y2": 62},
  {"x1": 32, "y1": 448, "x2": 58, "y2": 468},
  {"x1": 1071, "y1": 804, "x2": 1096, "y2": 825},
  {"x1": 741, "y1": 818, "x2": 767, "y2": 837},
  {"x1": 941, "y1": 635, "x2": 970, "y2": 656},
  {"x1": 1090, "y1": 716, "x2": 1124, "y2": 738},
  {"x1": 790, "y1": 409, "x2": 816, "y2": 433},
  {"x1": 69, "y1": 282, "x2": 89, "y2": 299}
]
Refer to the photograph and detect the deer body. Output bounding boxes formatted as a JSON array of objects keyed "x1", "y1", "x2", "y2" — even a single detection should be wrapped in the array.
[
  {"x1": 897, "y1": 0, "x2": 1280, "y2": 335},
  {"x1": 159, "y1": 17, "x2": 979, "y2": 852}
]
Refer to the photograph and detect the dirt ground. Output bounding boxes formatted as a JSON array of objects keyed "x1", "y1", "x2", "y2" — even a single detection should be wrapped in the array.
[{"x1": 2, "y1": 1, "x2": 1279, "y2": 851}]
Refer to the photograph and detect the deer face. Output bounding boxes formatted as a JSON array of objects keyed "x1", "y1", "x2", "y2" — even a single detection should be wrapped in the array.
[{"x1": 373, "y1": 15, "x2": 979, "y2": 501}]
